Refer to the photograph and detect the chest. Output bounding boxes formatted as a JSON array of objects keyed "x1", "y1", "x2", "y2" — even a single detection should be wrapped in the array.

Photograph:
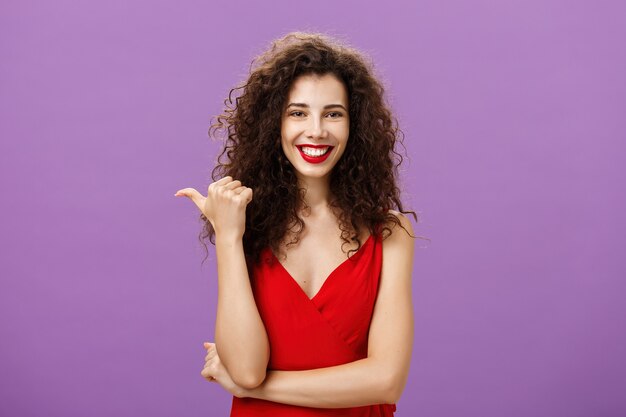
[{"x1": 274, "y1": 230, "x2": 369, "y2": 300}]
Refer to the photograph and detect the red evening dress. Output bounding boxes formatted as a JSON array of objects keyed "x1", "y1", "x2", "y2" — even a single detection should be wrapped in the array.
[{"x1": 230, "y1": 231, "x2": 397, "y2": 416}]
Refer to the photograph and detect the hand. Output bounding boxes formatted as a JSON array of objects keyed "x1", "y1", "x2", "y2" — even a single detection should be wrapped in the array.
[
  {"x1": 201, "y1": 341, "x2": 248, "y2": 398},
  {"x1": 175, "y1": 176, "x2": 253, "y2": 240}
]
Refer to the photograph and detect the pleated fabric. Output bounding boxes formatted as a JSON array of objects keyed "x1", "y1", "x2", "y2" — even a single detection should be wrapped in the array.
[{"x1": 230, "y1": 231, "x2": 396, "y2": 416}]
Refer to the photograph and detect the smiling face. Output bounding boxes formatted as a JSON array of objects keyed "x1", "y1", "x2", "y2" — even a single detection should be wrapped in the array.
[{"x1": 280, "y1": 73, "x2": 350, "y2": 183}]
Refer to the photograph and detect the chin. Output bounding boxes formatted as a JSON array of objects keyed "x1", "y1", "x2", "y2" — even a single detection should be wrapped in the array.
[
  {"x1": 297, "y1": 171, "x2": 331, "y2": 180},
  {"x1": 294, "y1": 167, "x2": 333, "y2": 180}
]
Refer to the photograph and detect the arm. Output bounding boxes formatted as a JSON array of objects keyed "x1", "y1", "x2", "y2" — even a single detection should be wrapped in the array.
[
  {"x1": 215, "y1": 234, "x2": 270, "y2": 389},
  {"x1": 242, "y1": 211, "x2": 415, "y2": 407},
  {"x1": 176, "y1": 177, "x2": 269, "y2": 389}
]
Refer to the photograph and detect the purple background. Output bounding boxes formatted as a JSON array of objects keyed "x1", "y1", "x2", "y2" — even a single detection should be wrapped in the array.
[{"x1": 1, "y1": 0, "x2": 625, "y2": 416}]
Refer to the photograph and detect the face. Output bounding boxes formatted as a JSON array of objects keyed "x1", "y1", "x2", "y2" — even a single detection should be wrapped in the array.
[{"x1": 280, "y1": 73, "x2": 350, "y2": 182}]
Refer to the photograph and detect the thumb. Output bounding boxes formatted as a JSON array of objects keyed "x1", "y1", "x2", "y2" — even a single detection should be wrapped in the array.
[{"x1": 174, "y1": 188, "x2": 206, "y2": 212}]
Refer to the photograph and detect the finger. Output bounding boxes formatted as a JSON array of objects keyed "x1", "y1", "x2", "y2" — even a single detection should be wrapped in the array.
[
  {"x1": 200, "y1": 368, "x2": 215, "y2": 380},
  {"x1": 207, "y1": 176, "x2": 232, "y2": 193},
  {"x1": 174, "y1": 188, "x2": 206, "y2": 212},
  {"x1": 233, "y1": 189, "x2": 252, "y2": 205},
  {"x1": 201, "y1": 362, "x2": 218, "y2": 382},
  {"x1": 204, "y1": 349, "x2": 216, "y2": 360},
  {"x1": 240, "y1": 187, "x2": 253, "y2": 203},
  {"x1": 222, "y1": 180, "x2": 242, "y2": 190},
  {"x1": 215, "y1": 176, "x2": 233, "y2": 186},
  {"x1": 175, "y1": 187, "x2": 203, "y2": 198}
]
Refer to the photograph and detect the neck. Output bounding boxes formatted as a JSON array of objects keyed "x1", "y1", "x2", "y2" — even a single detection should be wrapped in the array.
[{"x1": 296, "y1": 174, "x2": 333, "y2": 216}]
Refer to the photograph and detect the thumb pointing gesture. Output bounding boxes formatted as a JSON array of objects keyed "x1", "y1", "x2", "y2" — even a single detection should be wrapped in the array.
[
  {"x1": 175, "y1": 176, "x2": 253, "y2": 239},
  {"x1": 174, "y1": 187, "x2": 207, "y2": 216}
]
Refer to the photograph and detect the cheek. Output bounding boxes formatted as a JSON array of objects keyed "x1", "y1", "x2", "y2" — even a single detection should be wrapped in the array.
[
  {"x1": 336, "y1": 129, "x2": 350, "y2": 147},
  {"x1": 332, "y1": 121, "x2": 350, "y2": 141},
  {"x1": 280, "y1": 123, "x2": 295, "y2": 144},
  {"x1": 280, "y1": 141, "x2": 290, "y2": 157},
  {"x1": 279, "y1": 132, "x2": 293, "y2": 157}
]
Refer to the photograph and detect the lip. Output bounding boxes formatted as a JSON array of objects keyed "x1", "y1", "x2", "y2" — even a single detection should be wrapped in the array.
[
  {"x1": 296, "y1": 145, "x2": 334, "y2": 164},
  {"x1": 297, "y1": 144, "x2": 331, "y2": 149}
]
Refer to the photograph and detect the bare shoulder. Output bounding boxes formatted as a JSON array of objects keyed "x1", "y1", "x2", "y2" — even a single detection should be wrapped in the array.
[
  {"x1": 379, "y1": 209, "x2": 415, "y2": 284},
  {"x1": 382, "y1": 210, "x2": 416, "y2": 249}
]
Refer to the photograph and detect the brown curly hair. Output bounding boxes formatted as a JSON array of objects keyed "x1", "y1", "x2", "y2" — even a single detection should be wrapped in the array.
[{"x1": 200, "y1": 31, "x2": 420, "y2": 266}]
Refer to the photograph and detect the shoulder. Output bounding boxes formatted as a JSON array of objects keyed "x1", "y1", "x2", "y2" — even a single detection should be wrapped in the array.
[
  {"x1": 381, "y1": 210, "x2": 415, "y2": 247},
  {"x1": 378, "y1": 209, "x2": 415, "y2": 273},
  {"x1": 387, "y1": 209, "x2": 414, "y2": 231}
]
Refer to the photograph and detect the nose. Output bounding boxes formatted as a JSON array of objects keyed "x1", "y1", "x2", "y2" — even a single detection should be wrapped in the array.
[{"x1": 305, "y1": 117, "x2": 328, "y2": 140}]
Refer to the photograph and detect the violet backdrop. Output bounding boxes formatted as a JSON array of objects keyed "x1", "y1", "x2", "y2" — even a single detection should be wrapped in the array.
[{"x1": 1, "y1": 0, "x2": 625, "y2": 416}]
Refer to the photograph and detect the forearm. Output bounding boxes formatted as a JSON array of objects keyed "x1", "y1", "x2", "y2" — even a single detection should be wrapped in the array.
[
  {"x1": 242, "y1": 357, "x2": 397, "y2": 408},
  {"x1": 215, "y1": 235, "x2": 269, "y2": 387}
]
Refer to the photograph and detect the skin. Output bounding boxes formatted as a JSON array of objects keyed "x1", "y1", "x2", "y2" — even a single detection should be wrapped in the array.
[
  {"x1": 175, "y1": 176, "x2": 270, "y2": 389},
  {"x1": 275, "y1": 73, "x2": 362, "y2": 295},
  {"x1": 280, "y1": 72, "x2": 350, "y2": 213},
  {"x1": 178, "y1": 73, "x2": 415, "y2": 406}
]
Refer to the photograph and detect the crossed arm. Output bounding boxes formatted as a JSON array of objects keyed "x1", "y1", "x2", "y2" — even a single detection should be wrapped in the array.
[
  {"x1": 205, "y1": 211, "x2": 415, "y2": 407},
  {"x1": 214, "y1": 235, "x2": 270, "y2": 388}
]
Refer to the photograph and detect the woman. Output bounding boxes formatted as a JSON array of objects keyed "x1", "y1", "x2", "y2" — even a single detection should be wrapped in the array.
[{"x1": 175, "y1": 32, "x2": 417, "y2": 416}]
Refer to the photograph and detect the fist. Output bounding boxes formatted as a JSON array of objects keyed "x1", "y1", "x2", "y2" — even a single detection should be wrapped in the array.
[
  {"x1": 201, "y1": 341, "x2": 247, "y2": 398},
  {"x1": 175, "y1": 176, "x2": 253, "y2": 240}
]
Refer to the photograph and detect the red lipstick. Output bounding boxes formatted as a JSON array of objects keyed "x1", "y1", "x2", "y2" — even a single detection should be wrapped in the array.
[{"x1": 296, "y1": 145, "x2": 334, "y2": 164}]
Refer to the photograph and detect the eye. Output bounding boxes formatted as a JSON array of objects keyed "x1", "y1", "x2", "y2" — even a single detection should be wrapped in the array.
[
  {"x1": 289, "y1": 111, "x2": 305, "y2": 117},
  {"x1": 326, "y1": 112, "x2": 343, "y2": 118}
]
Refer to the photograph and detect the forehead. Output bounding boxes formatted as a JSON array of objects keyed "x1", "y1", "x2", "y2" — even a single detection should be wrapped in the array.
[{"x1": 286, "y1": 73, "x2": 348, "y2": 105}]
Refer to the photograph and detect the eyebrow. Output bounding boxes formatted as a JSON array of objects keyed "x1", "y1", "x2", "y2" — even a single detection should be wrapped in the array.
[{"x1": 286, "y1": 103, "x2": 348, "y2": 111}]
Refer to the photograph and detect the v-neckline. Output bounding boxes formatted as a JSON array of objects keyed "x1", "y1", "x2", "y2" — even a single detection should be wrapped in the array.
[{"x1": 270, "y1": 234, "x2": 374, "y2": 302}]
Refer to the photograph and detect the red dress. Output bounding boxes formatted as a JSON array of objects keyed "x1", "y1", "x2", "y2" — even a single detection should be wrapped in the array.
[{"x1": 230, "y1": 231, "x2": 397, "y2": 416}]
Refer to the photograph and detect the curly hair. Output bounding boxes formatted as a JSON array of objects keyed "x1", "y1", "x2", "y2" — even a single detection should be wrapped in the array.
[{"x1": 199, "y1": 31, "x2": 420, "y2": 266}]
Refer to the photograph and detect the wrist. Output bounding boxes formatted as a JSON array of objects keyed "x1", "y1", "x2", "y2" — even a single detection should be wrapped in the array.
[
  {"x1": 239, "y1": 384, "x2": 261, "y2": 400},
  {"x1": 215, "y1": 233, "x2": 243, "y2": 246}
]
